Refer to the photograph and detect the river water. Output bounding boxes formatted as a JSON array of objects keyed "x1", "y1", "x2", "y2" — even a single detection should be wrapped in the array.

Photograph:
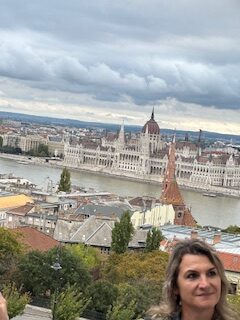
[{"x1": 1, "y1": 157, "x2": 240, "y2": 229}]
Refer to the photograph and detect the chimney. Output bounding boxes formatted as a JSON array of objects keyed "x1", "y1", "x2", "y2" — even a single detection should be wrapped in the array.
[
  {"x1": 191, "y1": 229, "x2": 198, "y2": 239},
  {"x1": 213, "y1": 232, "x2": 221, "y2": 244}
]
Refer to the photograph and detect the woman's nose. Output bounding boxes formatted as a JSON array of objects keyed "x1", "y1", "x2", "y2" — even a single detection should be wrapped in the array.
[{"x1": 198, "y1": 275, "x2": 209, "y2": 288}]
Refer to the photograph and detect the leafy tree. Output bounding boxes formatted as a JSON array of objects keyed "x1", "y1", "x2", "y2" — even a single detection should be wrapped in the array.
[
  {"x1": 2, "y1": 282, "x2": 31, "y2": 319},
  {"x1": 16, "y1": 247, "x2": 91, "y2": 297},
  {"x1": 111, "y1": 211, "x2": 134, "y2": 254},
  {"x1": 145, "y1": 227, "x2": 164, "y2": 252},
  {"x1": 0, "y1": 228, "x2": 23, "y2": 282},
  {"x1": 85, "y1": 280, "x2": 118, "y2": 316},
  {"x1": 16, "y1": 250, "x2": 50, "y2": 296},
  {"x1": 106, "y1": 299, "x2": 136, "y2": 320},
  {"x1": 0, "y1": 145, "x2": 22, "y2": 154},
  {"x1": 0, "y1": 136, "x2": 3, "y2": 148},
  {"x1": 66, "y1": 243, "x2": 101, "y2": 269},
  {"x1": 58, "y1": 167, "x2": 71, "y2": 192},
  {"x1": 37, "y1": 144, "x2": 49, "y2": 157},
  {"x1": 104, "y1": 251, "x2": 169, "y2": 285},
  {"x1": 51, "y1": 285, "x2": 90, "y2": 320},
  {"x1": 223, "y1": 225, "x2": 240, "y2": 234}
]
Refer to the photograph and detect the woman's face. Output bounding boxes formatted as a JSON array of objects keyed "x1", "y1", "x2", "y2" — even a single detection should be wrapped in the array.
[{"x1": 176, "y1": 254, "x2": 221, "y2": 314}]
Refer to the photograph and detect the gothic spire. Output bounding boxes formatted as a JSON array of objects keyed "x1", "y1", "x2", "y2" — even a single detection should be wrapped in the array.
[{"x1": 151, "y1": 107, "x2": 154, "y2": 120}]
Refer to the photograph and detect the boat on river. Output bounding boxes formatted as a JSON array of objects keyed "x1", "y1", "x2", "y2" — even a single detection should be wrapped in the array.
[{"x1": 202, "y1": 193, "x2": 217, "y2": 198}]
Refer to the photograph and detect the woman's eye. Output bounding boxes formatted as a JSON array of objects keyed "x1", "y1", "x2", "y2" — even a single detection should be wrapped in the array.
[
  {"x1": 208, "y1": 270, "x2": 217, "y2": 277},
  {"x1": 187, "y1": 273, "x2": 198, "y2": 279}
]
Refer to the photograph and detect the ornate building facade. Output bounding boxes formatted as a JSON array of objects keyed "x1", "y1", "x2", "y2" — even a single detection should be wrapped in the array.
[{"x1": 63, "y1": 112, "x2": 240, "y2": 194}]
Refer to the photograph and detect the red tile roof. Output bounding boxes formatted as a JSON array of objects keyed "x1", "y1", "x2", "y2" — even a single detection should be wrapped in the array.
[
  {"x1": 12, "y1": 226, "x2": 59, "y2": 252},
  {"x1": 217, "y1": 252, "x2": 240, "y2": 273}
]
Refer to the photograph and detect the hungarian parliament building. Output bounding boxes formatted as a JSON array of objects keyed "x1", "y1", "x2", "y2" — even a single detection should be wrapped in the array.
[{"x1": 64, "y1": 111, "x2": 240, "y2": 194}]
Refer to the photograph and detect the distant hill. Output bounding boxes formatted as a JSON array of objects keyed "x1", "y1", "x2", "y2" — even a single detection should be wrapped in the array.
[{"x1": 0, "y1": 111, "x2": 240, "y2": 143}]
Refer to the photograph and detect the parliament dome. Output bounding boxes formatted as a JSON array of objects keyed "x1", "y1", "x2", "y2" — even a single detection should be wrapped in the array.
[{"x1": 142, "y1": 110, "x2": 160, "y2": 135}]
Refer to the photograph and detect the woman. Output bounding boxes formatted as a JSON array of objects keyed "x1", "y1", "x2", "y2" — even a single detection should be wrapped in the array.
[
  {"x1": 0, "y1": 292, "x2": 9, "y2": 320},
  {"x1": 148, "y1": 238, "x2": 237, "y2": 320}
]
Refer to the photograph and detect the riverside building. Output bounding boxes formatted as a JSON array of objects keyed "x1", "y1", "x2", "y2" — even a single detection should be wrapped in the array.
[{"x1": 64, "y1": 111, "x2": 240, "y2": 195}]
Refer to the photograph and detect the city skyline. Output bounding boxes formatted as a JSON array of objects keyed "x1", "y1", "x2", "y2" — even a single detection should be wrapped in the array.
[{"x1": 0, "y1": 1, "x2": 240, "y2": 134}]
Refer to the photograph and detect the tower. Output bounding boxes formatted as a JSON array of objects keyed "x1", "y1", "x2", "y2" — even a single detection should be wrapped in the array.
[{"x1": 161, "y1": 136, "x2": 196, "y2": 226}]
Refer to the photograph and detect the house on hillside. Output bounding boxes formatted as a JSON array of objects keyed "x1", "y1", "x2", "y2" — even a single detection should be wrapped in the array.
[
  {"x1": 11, "y1": 226, "x2": 59, "y2": 252},
  {"x1": 58, "y1": 215, "x2": 148, "y2": 254},
  {"x1": 0, "y1": 192, "x2": 33, "y2": 227}
]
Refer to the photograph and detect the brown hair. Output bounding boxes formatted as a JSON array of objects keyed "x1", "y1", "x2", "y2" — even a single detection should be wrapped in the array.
[{"x1": 148, "y1": 239, "x2": 236, "y2": 320}]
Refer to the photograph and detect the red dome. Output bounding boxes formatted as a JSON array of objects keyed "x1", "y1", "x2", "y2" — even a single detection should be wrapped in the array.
[{"x1": 142, "y1": 110, "x2": 160, "y2": 135}]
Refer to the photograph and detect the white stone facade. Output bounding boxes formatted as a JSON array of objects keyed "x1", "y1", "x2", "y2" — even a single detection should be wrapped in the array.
[{"x1": 64, "y1": 125, "x2": 240, "y2": 194}]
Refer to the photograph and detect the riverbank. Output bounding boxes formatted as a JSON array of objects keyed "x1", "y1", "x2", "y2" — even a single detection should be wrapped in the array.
[{"x1": 0, "y1": 152, "x2": 239, "y2": 198}]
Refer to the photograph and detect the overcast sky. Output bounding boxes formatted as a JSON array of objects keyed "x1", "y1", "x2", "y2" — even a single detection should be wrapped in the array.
[{"x1": 0, "y1": 0, "x2": 240, "y2": 134}]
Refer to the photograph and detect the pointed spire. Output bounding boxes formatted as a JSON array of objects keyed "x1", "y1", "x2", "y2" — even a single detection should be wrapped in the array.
[
  {"x1": 161, "y1": 136, "x2": 184, "y2": 205},
  {"x1": 151, "y1": 107, "x2": 154, "y2": 120},
  {"x1": 118, "y1": 120, "x2": 125, "y2": 145}
]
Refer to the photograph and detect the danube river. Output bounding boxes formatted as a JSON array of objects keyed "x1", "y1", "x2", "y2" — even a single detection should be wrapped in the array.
[{"x1": 1, "y1": 157, "x2": 240, "y2": 229}]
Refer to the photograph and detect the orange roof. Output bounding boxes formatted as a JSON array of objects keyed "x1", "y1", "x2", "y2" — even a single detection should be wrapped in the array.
[
  {"x1": 161, "y1": 180, "x2": 185, "y2": 206},
  {"x1": 217, "y1": 252, "x2": 240, "y2": 273},
  {"x1": 12, "y1": 226, "x2": 59, "y2": 252},
  {"x1": 0, "y1": 194, "x2": 33, "y2": 210}
]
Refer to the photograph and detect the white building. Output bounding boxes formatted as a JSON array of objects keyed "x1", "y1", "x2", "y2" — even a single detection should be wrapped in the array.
[{"x1": 64, "y1": 111, "x2": 240, "y2": 194}]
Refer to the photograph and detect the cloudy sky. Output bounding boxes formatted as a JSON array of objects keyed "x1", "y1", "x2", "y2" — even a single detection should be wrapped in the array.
[{"x1": 0, "y1": 0, "x2": 240, "y2": 134}]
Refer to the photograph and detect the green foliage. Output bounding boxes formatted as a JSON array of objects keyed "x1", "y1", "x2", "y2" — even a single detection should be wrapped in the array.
[
  {"x1": 0, "y1": 145, "x2": 22, "y2": 154},
  {"x1": 227, "y1": 294, "x2": 240, "y2": 315},
  {"x1": 0, "y1": 136, "x2": 3, "y2": 148},
  {"x1": 0, "y1": 228, "x2": 23, "y2": 280},
  {"x1": 2, "y1": 282, "x2": 31, "y2": 319},
  {"x1": 51, "y1": 285, "x2": 90, "y2": 320},
  {"x1": 37, "y1": 144, "x2": 49, "y2": 157},
  {"x1": 104, "y1": 251, "x2": 169, "y2": 285},
  {"x1": 106, "y1": 299, "x2": 136, "y2": 320},
  {"x1": 145, "y1": 227, "x2": 164, "y2": 252},
  {"x1": 26, "y1": 144, "x2": 49, "y2": 157},
  {"x1": 66, "y1": 243, "x2": 101, "y2": 269},
  {"x1": 16, "y1": 250, "x2": 50, "y2": 296},
  {"x1": 86, "y1": 280, "x2": 118, "y2": 316},
  {"x1": 111, "y1": 211, "x2": 134, "y2": 254},
  {"x1": 16, "y1": 247, "x2": 91, "y2": 297},
  {"x1": 58, "y1": 167, "x2": 71, "y2": 192},
  {"x1": 223, "y1": 225, "x2": 240, "y2": 234}
]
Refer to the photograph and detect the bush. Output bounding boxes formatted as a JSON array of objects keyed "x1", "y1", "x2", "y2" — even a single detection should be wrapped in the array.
[{"x1": 3, "y1": 283, "x2": 31, "y2": 319}]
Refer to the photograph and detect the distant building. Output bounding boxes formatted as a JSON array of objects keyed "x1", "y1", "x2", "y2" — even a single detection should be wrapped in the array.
[{"x1": 63, "y1": 110, "x2": 240, "y2": 193}]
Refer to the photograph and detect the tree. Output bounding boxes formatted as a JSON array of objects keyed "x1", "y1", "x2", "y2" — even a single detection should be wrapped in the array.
[
  {"x1": 66, "y1": 243, "x2": 101, "y2": 270},
  {"x1": 106, "y1": 299, "x2": 136, "y2": 320},
  {"x1": 223, "y1": 225, "x2": 240, "y2": 234},
  {"x1": 145, "y1": 227, "x2": 164, "y2": 252},
  {"x1": 104, "y1": 251, "x2": 169, "y2": 285},
  {"x1": 37, "y1": 144, "x2": 49, "y2": 157},
  {"x1": 2, "y1": 282, "x2": 31, "y2": 319},
  {"x1": 0, "y1": 136, "x2": 3, "y2": 148},
  {"x1": 58, "y1": 167, "x2": 71, "y2": 192},
  {"x1": 0, "y1": 228, "x2": 23, "y2": 282},
  {"x1": 16, "y1": 247, "x2": 91, "y2": 297},
  {"x1": 85, "y1": 280, "x2": 118, "y2": 317},
  {"x1": 51, "y1": 285, "x2": 90, "y2": 320},
  {"x1": 111, "y1": 211, "x2": 134, "y2": 254}
]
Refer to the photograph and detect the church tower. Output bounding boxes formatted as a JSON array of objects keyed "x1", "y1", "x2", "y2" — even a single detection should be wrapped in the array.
[{"x1": 161, "y1": 136, "x2": 196, "y2": 226}]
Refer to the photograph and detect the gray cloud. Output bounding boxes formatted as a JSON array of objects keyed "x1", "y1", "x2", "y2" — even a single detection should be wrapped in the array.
[{"x1": 0, "y1": 0, "x2": 239, "y2": 133}]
